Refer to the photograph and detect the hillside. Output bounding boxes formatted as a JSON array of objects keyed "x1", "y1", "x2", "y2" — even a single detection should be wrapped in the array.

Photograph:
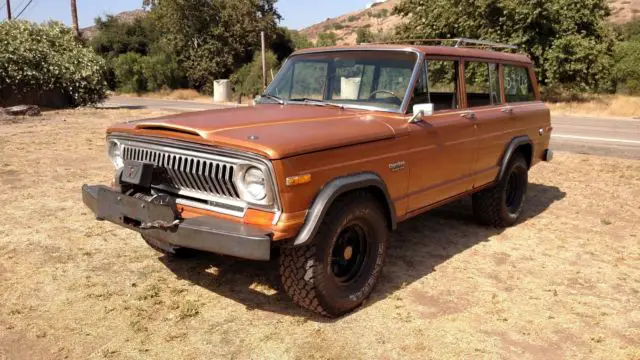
[
  {"x1": 300, "y1": 0, "x2": 640, "y2": 46},
  {"x1": 81, "y1": 9, "x2": 148, "y2": 39}
]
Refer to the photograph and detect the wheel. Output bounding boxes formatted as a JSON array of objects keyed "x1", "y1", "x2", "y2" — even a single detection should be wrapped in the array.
[
  {"x1": 473, "y1": 153, "x2": 528, "y2": 227},
  {"x1": 279, "y1": 192, "x2": 388, "y2": 317},
  {"x1": 141, "y1": 235, "x2": 194, "y2": 258}
]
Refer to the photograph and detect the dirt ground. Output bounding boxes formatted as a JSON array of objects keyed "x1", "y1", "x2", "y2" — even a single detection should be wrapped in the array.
[{"x1": 1, "y1": 108, "x2": 639, "y2": 360}]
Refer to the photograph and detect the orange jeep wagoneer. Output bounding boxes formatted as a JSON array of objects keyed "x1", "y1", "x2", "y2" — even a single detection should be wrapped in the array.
[{"x1": 82, "y1": 39, "x2": 553, "y2": 317}]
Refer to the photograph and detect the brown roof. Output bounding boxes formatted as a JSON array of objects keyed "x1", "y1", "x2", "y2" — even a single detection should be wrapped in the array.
[{"x1": 294, "y1": 44, "x2": 533, "y2": 65}]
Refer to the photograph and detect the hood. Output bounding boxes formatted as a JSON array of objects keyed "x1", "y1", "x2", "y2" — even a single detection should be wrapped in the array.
[{"x1": 108, "y1": 104, "x2": 408, "y2": 159}]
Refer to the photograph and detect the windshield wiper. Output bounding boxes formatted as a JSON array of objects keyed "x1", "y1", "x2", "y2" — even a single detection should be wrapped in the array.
[
  {"x1": 289, "y1": 98, "x2": 344, "y2": 109},
  {"x1": 260, "y1": 93, "x2": 286, "y2": 105}
]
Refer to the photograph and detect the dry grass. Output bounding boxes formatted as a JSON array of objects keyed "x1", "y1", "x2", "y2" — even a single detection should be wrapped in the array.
[
  {"x1": 1, "y1": 108, "x2": 640, "y2": 359},
  {"x1": 115, "y1": 89, "x2": 212, "y2": 102},
  {"x1": 547, "y1": 94, "x2": 640, "y2": 119}
]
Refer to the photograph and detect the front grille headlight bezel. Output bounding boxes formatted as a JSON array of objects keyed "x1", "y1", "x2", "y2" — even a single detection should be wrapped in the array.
[
  {"x1": 107, "y1": 139, "x2": 124, "y2": 169},
  {"x1": 105, "y1": 135, "x2": 280, "y2": 214}
]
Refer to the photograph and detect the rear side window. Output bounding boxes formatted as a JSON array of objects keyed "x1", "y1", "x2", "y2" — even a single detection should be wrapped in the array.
[
  {"x1": 504, "y1": 66, "x2": 536, "y2": 102},
  {"x1": 464, "y1": 61, "x2": 501, "y2": 108}
]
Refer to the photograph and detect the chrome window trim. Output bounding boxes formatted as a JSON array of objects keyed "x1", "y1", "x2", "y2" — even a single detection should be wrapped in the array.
[
  {"x1": 108, "y1": 134, "x2": 282, "y2": 223},
  {"x1": 265, "y1": 48, "x2": 425, "y2": 115}
]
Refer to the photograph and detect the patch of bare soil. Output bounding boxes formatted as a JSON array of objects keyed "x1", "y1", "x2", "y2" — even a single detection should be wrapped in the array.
[{"x1": 1, "y1": 108, "x2": 639, "y2": 359}]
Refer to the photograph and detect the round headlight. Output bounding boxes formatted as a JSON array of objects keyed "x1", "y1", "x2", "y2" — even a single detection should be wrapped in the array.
[
  {"x1": 107, "y1": 141, "x2": 124, "y2": 169},
  {"x1": 243, "y1": 167, "x2": 267, "y2": 201}
]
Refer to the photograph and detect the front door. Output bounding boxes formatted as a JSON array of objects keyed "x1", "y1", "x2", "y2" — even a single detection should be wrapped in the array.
[{"x1": 406, "y1": 58, "x2": 478, "y2": 213}]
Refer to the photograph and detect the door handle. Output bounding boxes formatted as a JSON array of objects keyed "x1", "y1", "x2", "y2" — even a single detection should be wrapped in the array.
[
  {"x1": 460, "y1": 112, "x2": 476, "y2": 120},
  {"x1": 501, "y1": 107, "x2": 514, "y2": 115}
]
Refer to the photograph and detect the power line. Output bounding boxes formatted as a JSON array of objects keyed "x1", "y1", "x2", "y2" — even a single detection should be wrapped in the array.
[{"x1": 15, "y1": 0, "x2": 34, "y2": 19}]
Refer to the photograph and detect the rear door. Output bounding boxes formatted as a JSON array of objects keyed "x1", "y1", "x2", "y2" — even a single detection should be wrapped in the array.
[
  {"x1": 406, "y1": 57, "x2": 478, "y2": 212},
  {"x1": 461, "y1": 60, "x2": 512, "y2": 187}
]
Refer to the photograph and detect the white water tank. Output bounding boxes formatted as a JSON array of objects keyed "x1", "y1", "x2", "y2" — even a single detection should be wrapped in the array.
[{"x1": 213, "y1": 79, "x2": 232, "y2": 103}]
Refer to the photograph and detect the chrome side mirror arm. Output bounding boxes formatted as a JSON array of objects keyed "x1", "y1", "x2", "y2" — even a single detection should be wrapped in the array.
[{"x1": 408, "y1": 110, "x2": 424, "y2": 124}]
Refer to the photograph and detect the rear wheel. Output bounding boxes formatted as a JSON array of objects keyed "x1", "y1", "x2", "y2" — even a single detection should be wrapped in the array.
[
  {"x1": 279, "y1": 192, "x2": 388, "y2": 317},
  {"x1": 473, "y1": 153, "x2": 528, "y2": 227}
]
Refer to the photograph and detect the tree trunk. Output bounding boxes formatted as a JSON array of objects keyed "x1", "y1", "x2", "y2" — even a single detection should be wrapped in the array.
[
  {"x1": 70, "y1": 0, "x2": 79, "y2": 38},
  {"x1": 6, "y1": 0, "x2": 11, "y2": 20}
]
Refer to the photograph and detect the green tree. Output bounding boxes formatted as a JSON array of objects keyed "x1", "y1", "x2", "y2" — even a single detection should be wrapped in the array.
[
  {"x1": 0, "y1": 21, "x2": 107, "y2": 107},
  {"x1": 613, "y1": 39, "x2": 640, "y2": 94},
  {"x1": 394, "y1": 0, "x2": 615, "y2": 92},
  {"x1": 356, "y1": 28, "x2": 374, "y2": 44},
  {"x1": 231, "y1": 51, "x2": 279, "y2": 97},
  {"x1": 150, "y1": 0, "x2": 280, "y2": 92},
  {"x1": 289, "y1": 30, "x2": 314, "y2": 49},
  {"x1": 316, "y1": 32, "x2": 338, "y2": 47},
  {"x1": 90, "y1": 15, "x2": 157, "y2": 58}
]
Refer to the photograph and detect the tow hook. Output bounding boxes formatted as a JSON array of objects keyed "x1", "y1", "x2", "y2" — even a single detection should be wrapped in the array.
[{"x1": 140, "y1": 219, "x2": 182, "y2": 230}]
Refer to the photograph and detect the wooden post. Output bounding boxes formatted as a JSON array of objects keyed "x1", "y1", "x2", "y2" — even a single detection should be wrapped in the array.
[
  {"x1": 70, "y1": 0, "x2": 80, "y2": 38},
  {"x1": 261, "y1": 31, "x2": 267, "y2": 90},
  {"x1": 6, "y1": 0, "x2": 11, "y2": 20}
]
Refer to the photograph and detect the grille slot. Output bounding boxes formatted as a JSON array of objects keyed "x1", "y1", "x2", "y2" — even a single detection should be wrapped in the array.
[{"x1": 122, "y1": 145, "x2": 241, "y2": 200}]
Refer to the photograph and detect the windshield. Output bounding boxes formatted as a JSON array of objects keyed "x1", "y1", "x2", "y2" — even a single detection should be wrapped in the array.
[{"x1": 261, "y1": 50, "x2": 419, "y2": 112}]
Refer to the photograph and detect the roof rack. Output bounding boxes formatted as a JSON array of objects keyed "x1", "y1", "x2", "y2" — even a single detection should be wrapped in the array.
[{"x1": 364, "y1": 38, "x2": 518, "y2": 50}]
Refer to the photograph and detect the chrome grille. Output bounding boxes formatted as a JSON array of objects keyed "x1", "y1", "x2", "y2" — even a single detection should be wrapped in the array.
[{"x1": 122, "y1": 145, "x2": 241, "y2": 200}]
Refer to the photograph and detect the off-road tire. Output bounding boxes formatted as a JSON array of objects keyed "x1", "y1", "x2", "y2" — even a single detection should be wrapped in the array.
[
  {"x1": 279, "y1": 191, "x2": 388, "y2": 317},
  {"x1": 141, "y1": 235, "x2": 194, "y2": 258},
  {"x1": 473, "y1": 153, "x2": 528, "y2": 228}
]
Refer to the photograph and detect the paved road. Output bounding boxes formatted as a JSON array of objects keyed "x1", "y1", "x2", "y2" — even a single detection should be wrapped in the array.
[{"x1": 102, "y1": 96, "x2": 640, "y2": 159}]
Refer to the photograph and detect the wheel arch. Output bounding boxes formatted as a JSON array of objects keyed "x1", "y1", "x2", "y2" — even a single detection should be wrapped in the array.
[
  {"x1": 293, "y1": 172, "x2": 397, "y2": 247},
  {"x1": 498, "y1": 136, "x2": 533, "y2": 181}
]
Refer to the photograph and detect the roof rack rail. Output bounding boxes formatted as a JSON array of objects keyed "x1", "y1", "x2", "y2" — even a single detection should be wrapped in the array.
[{"x1": 364, "y1": 38, "x2": 518, "y2": 50}]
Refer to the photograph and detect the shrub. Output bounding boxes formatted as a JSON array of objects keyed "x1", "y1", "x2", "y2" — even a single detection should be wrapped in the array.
[
  {"x1": 613, "y1": 39, "x2": 640, "y2": 95},
  {"x1": 112, "y1": 52, "x2": 147, "y2": 94},
  {"x1": 356, "y1": 28, "x2": 375, "y2": 44},
  {"x1": 316, "y1": 32, "x2": 338, "y2": 47},
  {"x1": 0, "y1": 21, "x2": 108, "y2": 107},
  {"x1": 230, "y1": 51, "x2": 278, "y2": 98}
]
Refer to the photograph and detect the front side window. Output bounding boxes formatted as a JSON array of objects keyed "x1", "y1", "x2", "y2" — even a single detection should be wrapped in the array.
[
  {"x1": 504, "y1": 66, "x2": 536, "y2": 103},
  {"x1": 464, "y1": 61, "x2": 501, "y2": 108},
  {"x1": 427, "y1": 60, "x2": 459, "y2": 111},
  {"x1": 263, "y1": 51, "x2": 419, "y2": 112}
]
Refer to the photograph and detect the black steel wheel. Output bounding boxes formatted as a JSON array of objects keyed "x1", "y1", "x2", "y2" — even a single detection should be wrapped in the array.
[
  {"x1": 280, "y1": 191, "x2": 388, "y2": 317},
  {"x1": 473, "y1": 153, "x2": 529, "y2": 227}
]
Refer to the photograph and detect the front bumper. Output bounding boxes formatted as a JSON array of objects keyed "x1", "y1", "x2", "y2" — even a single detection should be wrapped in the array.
[{"x1": 81, "y1": 185, "x2": 272, "y2": 260}]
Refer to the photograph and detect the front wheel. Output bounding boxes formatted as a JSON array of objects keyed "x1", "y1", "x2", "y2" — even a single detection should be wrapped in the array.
[
  {"x1": 279, "y1": 192, "x2": 388, "y2": 317},
  {"x1": 473, "y1": 153, "x2": 529, "y2": 228}
]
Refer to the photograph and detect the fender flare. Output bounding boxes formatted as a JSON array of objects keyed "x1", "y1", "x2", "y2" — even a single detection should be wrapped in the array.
[
  {"x1": 293, "y1": 172, "x2": 397, "y2": 247},
  {"x1": 498, "y1": 136, "x2": 533, "y2": 181}
]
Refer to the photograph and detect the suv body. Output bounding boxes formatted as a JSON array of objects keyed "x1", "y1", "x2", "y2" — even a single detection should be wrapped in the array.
[{"x1": 82, "y1": 44, "x2": 552, "y2": 316}]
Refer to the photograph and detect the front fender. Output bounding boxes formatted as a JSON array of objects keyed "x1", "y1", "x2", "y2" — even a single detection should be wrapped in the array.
[{"x1": 293, "y1": 172, "x2": 396, "y2": 246}]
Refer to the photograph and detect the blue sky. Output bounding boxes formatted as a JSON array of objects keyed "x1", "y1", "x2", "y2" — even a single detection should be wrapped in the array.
[{"x1": 2, "y1": 0, "x2": 373, "y2": 30}]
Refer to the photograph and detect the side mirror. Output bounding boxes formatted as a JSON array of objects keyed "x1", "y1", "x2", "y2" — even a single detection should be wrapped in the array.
[{"x1": 409, "y1": 103, "x2": 434, "y2": 124}]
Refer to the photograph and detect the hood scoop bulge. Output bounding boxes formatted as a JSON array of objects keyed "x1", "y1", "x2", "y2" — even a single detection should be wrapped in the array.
[{"x1": 134, "y1": 123, "x2": 205, "y2": 138}]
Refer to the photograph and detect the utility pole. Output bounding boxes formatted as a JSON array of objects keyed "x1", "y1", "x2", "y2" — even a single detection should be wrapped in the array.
[
  {"x1": 6, "y1": 0, "x2": 11, "y2": 20},
  {"x1": 70, "y1": 0, "x2": 79, "y2": 38},
  {"x1": 261, "y1": 31, "x2": 267, "y2": 90}
]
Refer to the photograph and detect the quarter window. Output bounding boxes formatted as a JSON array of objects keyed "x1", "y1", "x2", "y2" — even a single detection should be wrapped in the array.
[
  {"x1": 464, "y1": 61, "x2": 501, "y2": 108},
  {"x1": 504, "y1": 66, "x2": 535, "y2": 102}
]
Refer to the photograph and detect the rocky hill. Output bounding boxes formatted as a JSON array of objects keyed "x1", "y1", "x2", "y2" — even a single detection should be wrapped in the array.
[
  {"x1": 300, "y1": 0, "x2": 640, "y2": 46},
  {"x1": 81, "y1": 9, "x2": 148, "y2": 39}
]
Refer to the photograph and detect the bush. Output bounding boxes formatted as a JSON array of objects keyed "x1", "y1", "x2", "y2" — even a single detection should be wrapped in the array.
[
  {"x1": 316, "y1": 32, "x2": 338, "y2": 47},
  {"x1": 231, "y1": 51, "x2": 278, "y2": 98},
  {"x1": 613, "y1": 40, "x2": 640, "y2": 95},
  {"x1": 356, "y1": 28, "x2": 374, "y2": 44},
  {"x1": 112, "y1": 52, "x2": 147, "y2": 94},
  {"x1": 0, "y1": 21, "x2": 108, "y2": 107},
  {"x1": 111, "y1": 52, "x2": 186, "y2": 94}
]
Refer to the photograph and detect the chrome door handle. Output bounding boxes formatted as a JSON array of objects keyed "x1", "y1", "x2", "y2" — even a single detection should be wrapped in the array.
[
  {"x1": 460, "y1": 112, "x2": 476, "y2": 120},
  {"x1": 501, "y1": 107, "x2": 514, "y2": 115}
]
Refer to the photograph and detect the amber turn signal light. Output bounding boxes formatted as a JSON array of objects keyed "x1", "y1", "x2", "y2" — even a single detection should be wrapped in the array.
[{"x1": 286, "y1": 174, "x2": 312, "y2": 187}]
